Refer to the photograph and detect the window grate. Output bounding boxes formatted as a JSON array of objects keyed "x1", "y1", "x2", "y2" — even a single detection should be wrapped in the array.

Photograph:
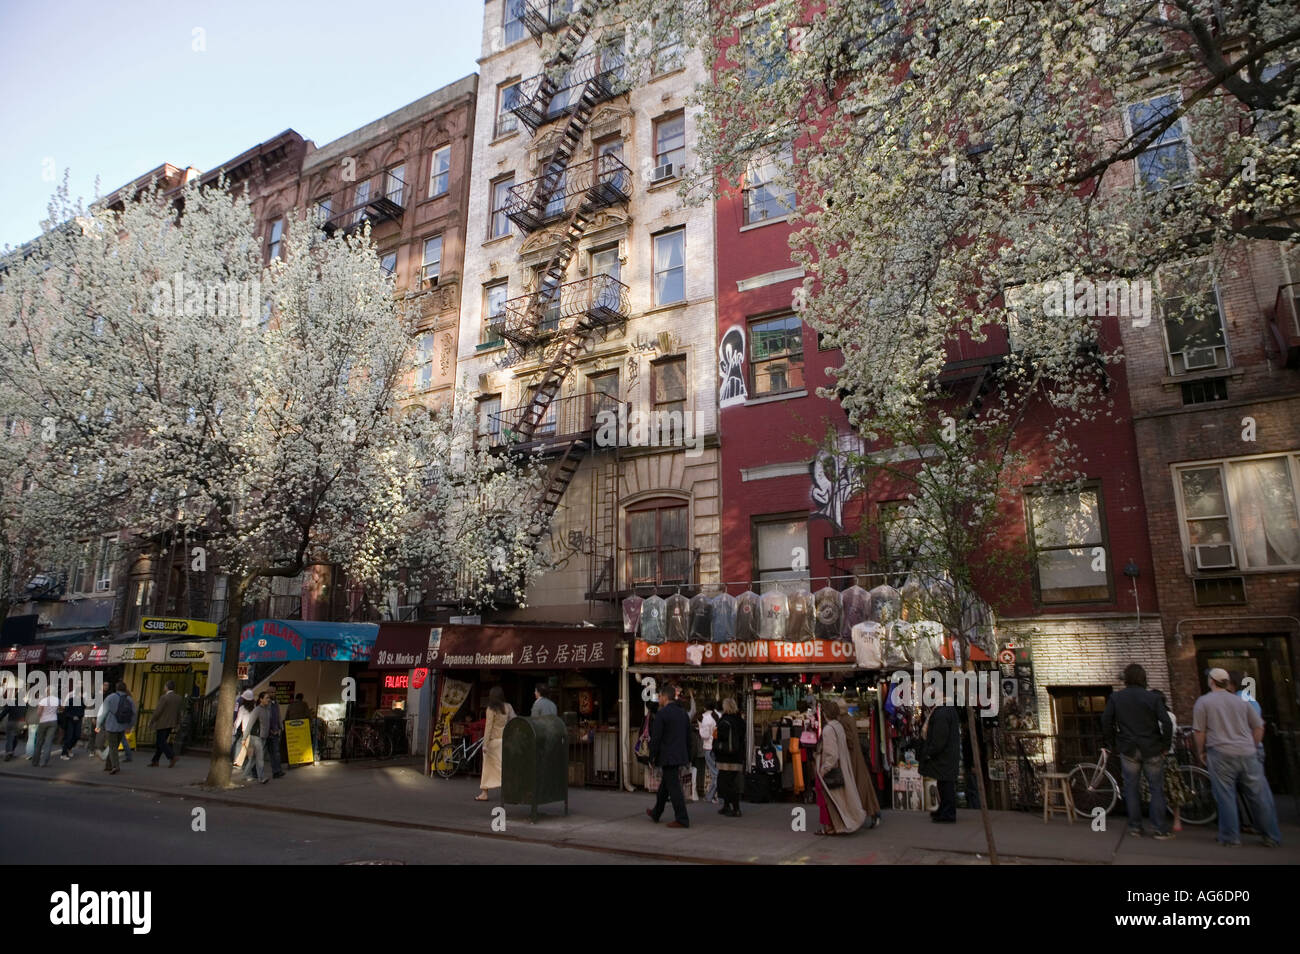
[
  {"x1": 1193, "y1": 576, "x2": 1246, "y2": 606},
  {"x1": 1180, "y1": 377, "x2": 1228, "y2": 405}
]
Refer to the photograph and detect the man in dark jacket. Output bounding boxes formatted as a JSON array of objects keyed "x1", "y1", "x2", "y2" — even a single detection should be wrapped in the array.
[
  {"x1": 1101, "y1": 663, "x2": 1173, "y2": 839},
  {"x1": 148, "y1": 681, "x2": 183, "y2": 767},
  {"x1": 646, "y1": 685, "x2": 691, "y2": 828},
  {"x1": 2, "y1": 702, "x2": 27, "y2": 761},
  {"x1": 920, "y1": 699, "x2": 960, "y2": 823}
]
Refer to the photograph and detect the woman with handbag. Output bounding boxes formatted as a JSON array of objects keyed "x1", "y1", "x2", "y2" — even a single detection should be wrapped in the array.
[
  {"x1": 477, "y1": 686, "x2": 515, "y2": 801},
  {"x1": 815, "y1": 700, "x2": 867, "y2": 835},
  {"x1": 715, "y1": 698, "x2": 746, "y2": 817}
]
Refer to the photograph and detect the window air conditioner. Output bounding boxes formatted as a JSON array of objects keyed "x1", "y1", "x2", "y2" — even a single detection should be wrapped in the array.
[
  {"x1": 1193, "y1": 543, "x2": 1236, "y2": 570},
  {"x1": 1183, "y1": 347, "x2": 1218, "y2": 370},
  {"x1": 651, "y1": 162, "x2": 675, "y2": 183}
]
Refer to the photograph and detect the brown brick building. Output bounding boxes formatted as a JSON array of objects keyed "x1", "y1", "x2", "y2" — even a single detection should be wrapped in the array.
[{"x1": 1118, "y1": 239, "x2": 1300, "y2": 795}]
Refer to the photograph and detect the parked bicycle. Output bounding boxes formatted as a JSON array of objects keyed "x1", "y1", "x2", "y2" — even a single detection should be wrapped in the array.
[
  {"x1": 431, "y1": 733, "x2": 484, "y2": 779},
  {"x1": 343, "y1": 718, "x2": 393, "y2": 760},
  {"x1": 1066, "y1": 738, "x2": 1216, "y2": 826}
]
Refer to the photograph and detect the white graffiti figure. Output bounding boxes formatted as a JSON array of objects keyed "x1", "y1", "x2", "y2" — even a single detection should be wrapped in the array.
[
  {"x1": 810, "y1": 449, "x2": 856, "y2": 532},
  {"x1": 718, "y1": 326, "x2": 747, "y2": 408}
]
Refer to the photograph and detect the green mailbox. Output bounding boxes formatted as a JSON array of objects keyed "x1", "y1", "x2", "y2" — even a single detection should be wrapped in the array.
[{"x1": 501, "y1": 715, "x2": 569, "y2": 821}]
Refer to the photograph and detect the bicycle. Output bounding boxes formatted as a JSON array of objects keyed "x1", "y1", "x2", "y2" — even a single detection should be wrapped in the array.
[
  {"x1": 343, "y1": 719, "x2": 393, "y2": 760},
  {"x1": 1066, "y1": 744, "x2": 1216, "y2": 825},
  {"x1": 431, "y1": 733, "x2": 484, "y2": 779}
]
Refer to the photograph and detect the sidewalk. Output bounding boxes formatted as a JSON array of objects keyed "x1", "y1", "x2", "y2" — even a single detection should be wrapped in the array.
[{"x1": 3, "y1": 751, "x2": 1297, "y2": 865}]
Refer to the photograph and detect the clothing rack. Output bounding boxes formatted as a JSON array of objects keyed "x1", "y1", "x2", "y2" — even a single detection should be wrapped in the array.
[{"x1": 625, "y1": 571, "x2": 903, "y2": 597}]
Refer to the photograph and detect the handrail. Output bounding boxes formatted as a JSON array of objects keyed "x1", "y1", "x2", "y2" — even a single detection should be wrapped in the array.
[
  {"x1": 499, "y1": 154, "x2": 633, "y2": 232},
  {"x1": 317, "y1": 170, "x2": 408, "y2": 234},
  {"x1": 502, "y1": 272, "x2": 629, "y2": 332},
  {"x1": 484, "y1": 390, "x2": 627, "y2": 448},
  {"x1": 509, "y1": 47, "x2": 628, "y2": 132}
]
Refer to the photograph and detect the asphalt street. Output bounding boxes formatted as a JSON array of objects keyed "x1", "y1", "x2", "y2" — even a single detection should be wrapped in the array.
[{"x1": 2, "y1": 776, "x2": 651, "y2": 865}]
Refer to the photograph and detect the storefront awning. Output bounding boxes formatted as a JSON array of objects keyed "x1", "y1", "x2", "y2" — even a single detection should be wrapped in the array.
[
  {"x1": 239, "y1": 619, "x2": 378, "y2": 663},
  {"x1": 140, "y1": 617, "x2": 219, "y2": 639},
  {"x1": 60, "y1": 643, "x2": 112, "y2": 668},
  {"x1": 0, "y1": 644, "x2": 46, "y2": 665},
  {"x1": 427, "y1": 623, "x2": 620, "y2": 670}
]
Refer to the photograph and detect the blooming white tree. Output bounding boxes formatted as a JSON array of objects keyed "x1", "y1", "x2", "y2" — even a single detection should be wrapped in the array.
[{"x1": 0, "y1": 183, "x2": 544, "y2": 787}]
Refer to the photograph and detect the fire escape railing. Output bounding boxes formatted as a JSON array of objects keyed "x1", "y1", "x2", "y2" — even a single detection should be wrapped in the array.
[
  {"x1": 317, "y1": 171, "x2": 407, "y2": 236},
  {"x1": 500, "y1": 153, "x2": 632, "y2": 234},
  {"x1": 509, "y1": 47, "x2": 627, "y2": 134}
]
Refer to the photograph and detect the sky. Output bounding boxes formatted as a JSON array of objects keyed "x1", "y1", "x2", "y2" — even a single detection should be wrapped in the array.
[{"x1": 0, "y1": 0, "x2": 484, "y2": 250}]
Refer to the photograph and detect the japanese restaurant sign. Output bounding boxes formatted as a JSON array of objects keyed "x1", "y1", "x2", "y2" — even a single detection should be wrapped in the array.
[{"x1": 424, "y1": 624, "x2": 619, "y2": 670}]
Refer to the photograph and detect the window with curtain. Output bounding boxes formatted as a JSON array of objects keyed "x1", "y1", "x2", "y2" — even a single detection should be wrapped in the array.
[
  {"x1": 497, "y1": 81, "x2": 521, "y2": 138},
  {"x1": 490, "y1": 177, "x2": 514, "y2": 239},
  {"x1": 1025, "y1": 487, "x2": 1111, "y2": 603},
  {"x1": 653, "y1": 228, "x2": 685, "y2": 305},
  {"x1": 385, "y1": 164, "x2": 405, "y2": 206},
  {"x1": 628, "y1": 501, "x2": 690, "y2": 586},
  {"x1": 477, "y1": 394, "x2": 502, "y2": 439},
  {"x1": 1179, "y1": 455, "x2": 1300, "y2": 569},
  {"x1": 652, "y1": 356, "x2": 686, "y2": 416},
  {"x1": 750, "y1": 313, "x2": 804, "y2": 396},
  {"x1": 429, "y1": 146, "x2": 451, "y2": 197},
  {"x1": 352, "y1": 180, "x2": 371, "y2": 225},
  {"x1": 654, "y1": 114, "x2": 686, "y2": 172},
  {"x1": 503, "y1": 0, "x2": 526, "y2": 46},
  {"x1": 753, "y1": 516, "x2": 810, "y2": 592},
  {"x1": 267, "y1": 218, "x2": 284, "y2": 260},
  {"x1": 483, "y1": 280, "x2": 508, "y2": 344},
  {"x1": 414, "y1": 333, "x2": 435, "y2": 391},
  {"x1": 744, "y1": 143, "x2": 795, "y2": 224},
  {"x1": 1160, "y1": 271, "x2": 1227, "y2": 374},
  {"x1": 95, "y1": 535, "x2": 118, "y2": 592},
  {"x1": 1127, "y1": 93, "x2": 1191, "y2": 192},
  {"x1": 422, "y1": 235, "x2": 442, "y2": 284}
]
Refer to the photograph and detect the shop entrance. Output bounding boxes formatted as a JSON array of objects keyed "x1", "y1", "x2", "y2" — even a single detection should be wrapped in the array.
[{"x1": 1195, "y1": 633, "x2": 1298, "y2": 795}]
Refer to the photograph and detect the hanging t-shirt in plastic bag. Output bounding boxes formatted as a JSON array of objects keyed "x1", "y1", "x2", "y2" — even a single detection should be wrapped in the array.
[
  {"x1": 622, "y1": 595, "x2": 644, "y2": 635},
  {"x1": 710, "y1": 592, "x2": 737, "y2": 642},
  {"x1": 735, "y1": 591, "x2": 762, "y2": 641},
  {"x1": 866, "y1": 584, "x2": 901, "y2": 625},
  {"x1": 688, "y1": 593, "x2": 713, "y2": 641},
  {"x1": 839, "y1": 585, "x2": 871, "y2": 638},
  {"x1": 685, "y1": 643, "x2": 706, "y2": 667},
  {"x1": 882, "y1": 618, "x2": 912, "y2": 668},
  {"x1": 664, "y1": 593, "x2": 690, "y2": 642},
  {"x1": 909, "y1": 619, "x2": 946, "y2": 668},
  {"x1": 640, "y1": 595, "x2": 667, "y2": 645},
  {"x1": 759, "y1": 591, "x2": 789, "y2": 640},
  {"x1": 786, "y1": 589, "x2": 815, "y2": 641},
  {"x1": 813, "y1": 586, "x2": 843, "y2": 639},
  {"x1": 851, "y1": 621, "x2": 883, "y2": 669}
]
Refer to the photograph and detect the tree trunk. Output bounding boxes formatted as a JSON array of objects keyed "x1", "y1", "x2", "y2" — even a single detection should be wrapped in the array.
[
  {"x1": 204, "y1": 573, "x2": 251, "y2": 788},
  {"x1": 965, "y1": 661, "x2": 999, "y2": 865}
]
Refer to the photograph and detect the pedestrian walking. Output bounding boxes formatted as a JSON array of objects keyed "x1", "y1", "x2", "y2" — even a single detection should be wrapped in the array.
[
  {"x1": 267, "y1": 694, "x2": 284, "y2": 778},
  {"x1": 32, "y1": 687, "x2": 60, "y2": 767},
  {"x1": 58, "y1": 700, "x2": 85, "y2": 760},
  {"x1": 477, "y1": 686, "x2": 515, "y2": 801},
  {"x1": 1101, "y1": 663, "x2": 1173, "y2": 839},
  {"x1": 530, "y1": 683, "x2": 557, "y2": 717},
  {"x1": 2, "y1": 701, "x2": 27, "y2": 761},
  {"x1": 835, "y1": 701, "x2": 881, "y2": 828},
  {"x1": 645, "y1": 685, "x2": 691, "y2": 828},
  {"x1": 698, "y1": 699, "x2": 719, "y2": 804},
  {"x1": 241, "y1": 692, "x2": 272, "y2": 784},
  {"x1": 148, "y1": 680, "x2": 183, "y2": 767},
  {"x1": 100, "y1": 682, "x2": 135, "y2": 775},
  {"x1": 232, "y1": 689, "x2": 255, "y2": 766},
  {"x1": 1193, "y1": 668, "x2": 1282, "y2": 848},
  {"x1": 815, "y1": 700, "x2": 866, "y2": 835},
  {"x1": 714, "y1": 697, "x2": 745, "y2": 818}
]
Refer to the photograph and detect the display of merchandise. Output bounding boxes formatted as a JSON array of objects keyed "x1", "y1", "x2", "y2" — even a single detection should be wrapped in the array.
[
  {"x1": 866, "y1": 584, "x2": 901, "y2": 624},
  {"x1": 785, "y1": 590, "x2": 815, "y2": 641},
  {"x1": 710, "y1": 592, "x2": 737, "y2": 642},
  {"x1": 685, "y1": 643, "x2": 705, "y2": 667},
  {"x1": 851, "y1": 620, "x2": 883, "y2": 669},
  {"x1": 688, "y1": 593, "x2": 713, "y2": 641},
  {"x1": 735, "y1": 591, "x2": 762, "y2": 640},
  {"x1": 622, "y1": 595, "x2": 644, "y2": 634},
  {"x1": 839, "y1": 584, "x2": 871, "y2": 638},
  {"x1": 664, "y1": 593, "x2": 690, "y2": 642},
  {"x1": 813, "y1": 586, "x2": 843, "y2": 639},
  {"x1": 639, "y1": 595, "x2": 667, "y2": 644},
  {"x1": 758, "y1": 591, "x2": 789, "y2": 640}
]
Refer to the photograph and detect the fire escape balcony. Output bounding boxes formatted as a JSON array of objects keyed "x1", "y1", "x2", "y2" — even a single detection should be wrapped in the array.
[
  {"x1": 484, "y1": 390, "x2": 628, "y2": 453},
  {"x1": 498, "y1": 272, "x2": 629, "y2": 352},
  {"x1": 1266, "y1": 282, "x2": 1300, "y2": 368},
  {"x1": 500, "y1": 154, "x2": 633, "y2": 234},
  {"x1": 318, "y1": 171, "x2": 408, "y2": 236},
  {"x1": 517, "y1": 0, "x2": 573, "y2": 41},
  {"x1": 509, "y1": 48, "x2": 627, "y2": 134}
]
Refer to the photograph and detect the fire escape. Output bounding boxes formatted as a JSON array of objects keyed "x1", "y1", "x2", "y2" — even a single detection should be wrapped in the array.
[{"x1": 492, "y1": 0, "x2": 632, "y2": 580}]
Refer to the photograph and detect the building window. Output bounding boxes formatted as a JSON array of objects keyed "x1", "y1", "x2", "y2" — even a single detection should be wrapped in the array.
[
  {"x1": 653, "y1": 113, "x2": 686, "y2": 176},
  {"x1": 1050, "y1": 687, "x2": 1113, "y2": 765},
  {"x1": 1025, "y1": 486, "x2": 1112, "y2": 603},
  {"x1": 1127, "y1": 93, "x2": 1191, "y2": 191},
  {"x1": 526, "y1": 384, "x2": 557, "y2": 436},
  {"x1": 477, "y1": 394, "x2": 502, "y2": 439},
  {"x1": 497, "y1": 81, "x2": 522, "y2": 138},
  {"x1": 483, "y1": 280, "x2": 508, "y2": 344},
  {"x1": 1176, "y1": 454, "x2": 1300, "y2": 570},
  {"x1": 70, "y1": 542, "x2": 92, "y2": 594},
  {"x1": 753, "y1": 515, "x2": 810, "y2": 591},
  {"x1": 1180, "y1": 377, "x2": 1228, "y2": 405},
  {"x1": 628, "y1": 500, "x2": 690, "y2": 586},
  {"x1": 414, "y1": 333, "x2": 435, "y2": 391},
  {"x1": 741, "y1": 19, "x2": 788, "y2": 85},
  {"x1": 421, "y1": 235, "x2": 442, "y2": 285},
  {"x1": 533, "y1": 267, "x2": 562, "y2": 331},
  {"x1": 385, "y1": 164, "x2": 406, "y2": 206},
  {"x1": 267, "y1": 218, "x2": 284, "y2": 260},
  {"x1": 589, "y1": 244, "x2": 620, "y2": 282},
  {"x1": 1160, "y1": 273, "x2": 1228, "y2": 375},
  {"x1": 314, "y1": 198, "x2": 332, "y2": 226},
  {"x1": 490, "y1": 177, "x2": 514, "y2": 239},
  {"x1": 588, "y1": 368, "x2": 619, "y2": 426},
  {"x1": 743, "y1": 143, "x2": 795, "y2": 224},
  {"x1": 503, "y1": 0, "x2": 527, "y2": 46},
  {"x1": 652, "y1": 355, "x2": 687, "y2": 416},
  {"x1": 379, "y1": 252, "x2": 397, "y2": 277},
  {"x1": 429, "y1": 146, "x2": 451, "y2": 198},
  {"x1": 651, "y1": 17, "x2": 684, "y2": 75},
  {"x1": 653, "y1": 228, "x2": 685, "y2": 305},
  {"x1": 749, "y1": 313, "x2": 804, "y2": 396},
  {"x1": 352, "y1": 179, "x2": 371, "y2": 225},
  {"x1": 94, "y1": 535, "x2": 117, "y2": 592},
  {"x1": 128, "y1": 579, "x2": 155, "y2": 633}
]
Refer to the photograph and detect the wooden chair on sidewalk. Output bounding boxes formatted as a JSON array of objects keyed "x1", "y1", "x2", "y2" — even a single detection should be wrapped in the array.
[{"x1": 1041, "y1": 772, "x2": 1075, "y2": 823}]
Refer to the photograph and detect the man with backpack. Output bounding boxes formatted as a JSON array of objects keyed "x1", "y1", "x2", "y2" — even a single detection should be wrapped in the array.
[{"x1": 101, "y1": 682, "x2": 136, "y2": 775}]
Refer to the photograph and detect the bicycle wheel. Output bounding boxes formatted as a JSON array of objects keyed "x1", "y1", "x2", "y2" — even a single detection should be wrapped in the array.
[
  {"x1": 1174, "y1": 765, "x2": 1217, "y2": 826},
  {"x1": 1067, "y1": 763, "x2": 1118, "y2": 818},
  {"x1": 375, "y1": 732, "x2": 393, "y2": 759},
  {"x1": 432, "y1": 744, "x2": 459, "y2": 779}
]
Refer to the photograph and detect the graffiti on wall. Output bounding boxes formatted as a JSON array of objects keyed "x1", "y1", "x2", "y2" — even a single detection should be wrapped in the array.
[
  {"x1": 718, "y1": 326, "x2": 747, "y2": 408},
  {"x1": 809, "y1": 446, "x2": 858, "y2": 532}
]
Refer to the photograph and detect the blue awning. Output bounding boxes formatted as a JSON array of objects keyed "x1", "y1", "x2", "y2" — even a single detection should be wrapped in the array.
[{"x1": 239, "y1": 619, "x2": 378, "y2": 663}]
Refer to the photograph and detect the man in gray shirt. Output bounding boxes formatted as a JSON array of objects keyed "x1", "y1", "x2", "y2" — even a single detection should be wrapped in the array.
[
  {"x1": 531, "y1": 684, "x2": 557, "y2": 718},
  {"x1": 1193, "y1": 668, "x2": 1280, "y2": 847},
  {"x1": 241, "y1": 693, "x2": 272, "y2": 784}
]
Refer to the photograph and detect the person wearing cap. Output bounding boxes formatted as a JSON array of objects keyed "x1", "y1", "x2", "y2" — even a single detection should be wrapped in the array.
[
  {"x1": 1101, "y1": 663, "x2": 1173, "y2": 839},
  {"x1": 1193, "y1": 668, "x2": 1281, "y2": 848},
  {"x1": 231, "y1": 689, "x2": 256, "y2": 765}
]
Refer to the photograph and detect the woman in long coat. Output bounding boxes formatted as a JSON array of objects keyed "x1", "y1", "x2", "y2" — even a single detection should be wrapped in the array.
[
  {"x1": 815, "y1": 700, "x2": 868, "y2": 835},
  {"x1": 837, "y1": 705, "x2": 882, "y2": 827},
  {"x1": 477, "y1": 687, "x2": 515, "y2": 801}
]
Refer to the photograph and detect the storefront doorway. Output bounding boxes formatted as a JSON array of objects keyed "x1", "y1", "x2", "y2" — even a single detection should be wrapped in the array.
[{"x1": 1195, "y1": 633, "x2": 1298, "y2": 794}]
